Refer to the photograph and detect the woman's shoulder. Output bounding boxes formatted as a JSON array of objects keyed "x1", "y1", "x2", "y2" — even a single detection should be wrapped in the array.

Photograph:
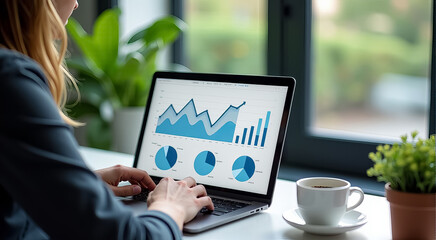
[
  {"x1": 0, "y1": 48, "x2": 43, "y2": 70},
  {"x1": 0, "y1": 48, "x2": 48, "y2": 88}
]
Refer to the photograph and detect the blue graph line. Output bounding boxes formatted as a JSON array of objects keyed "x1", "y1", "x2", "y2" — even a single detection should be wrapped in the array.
[{"x1": 156, "y1": 99, "x2": 246, "y2": 142}]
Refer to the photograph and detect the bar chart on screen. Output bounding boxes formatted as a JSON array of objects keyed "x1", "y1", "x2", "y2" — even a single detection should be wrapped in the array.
[{"x1": 234, "y1": 111, "x2": 271, "y2": 147}]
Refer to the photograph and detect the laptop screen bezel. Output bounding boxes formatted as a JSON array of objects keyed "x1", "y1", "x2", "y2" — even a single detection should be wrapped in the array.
[{"x1": 133, "y1": 71, "x2": 295, "y2": 205}]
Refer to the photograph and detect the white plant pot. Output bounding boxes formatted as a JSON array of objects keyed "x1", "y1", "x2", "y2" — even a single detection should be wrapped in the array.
[{"x1": 112, "y1": 107, "x2": 145, "y2": 154}]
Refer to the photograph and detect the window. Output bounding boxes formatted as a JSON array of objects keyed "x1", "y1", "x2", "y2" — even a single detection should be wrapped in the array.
[
  {"x1": 175, "y1": 0, "x2": 435, "y2": 183},
  {"x1": 269, "y1": 0, "x2": 435, "y2": 178},
  {"x1": 312, "y1": 0, "x2": 431, "y2": 140}
]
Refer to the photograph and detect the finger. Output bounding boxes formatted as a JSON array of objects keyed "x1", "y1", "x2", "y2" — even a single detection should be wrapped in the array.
[
  {"x1": 110, "y1": 184, "x2": 141, "y2": 197},
  {"x1": 159, "y1": 177, "x2": 173, "y2": 184},
  {"x1": 182, "y1": 176, "x2": 197, "y2": 188},
  {"x1": 129, "y1": 179, "x2": 145, "y2": 190},
  {"x1": 191, "y1": 184, "x2": 208, "y2": 197},
  {"x1": 119, "y1": 167, "x2": 156, "y2": 190},
  {"x1": 198, "y1": 196, "x2": 214, "y2": 210},
  {"x1": 129, "y1": 179, "x2": 139, "y2": 186}
]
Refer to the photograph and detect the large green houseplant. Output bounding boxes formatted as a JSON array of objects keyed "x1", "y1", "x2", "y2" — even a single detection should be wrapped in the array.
[
  {"x1": 367, "y1": 131, "x2": 435, "y2": 239},
  {"x1": 66, "y1": 8, "x2": 186, "y2": 150}
]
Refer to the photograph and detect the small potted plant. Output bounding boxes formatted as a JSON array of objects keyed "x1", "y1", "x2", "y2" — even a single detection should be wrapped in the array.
[{"x1": 367, "y1": 131, "x2": 435, "y2": 240}]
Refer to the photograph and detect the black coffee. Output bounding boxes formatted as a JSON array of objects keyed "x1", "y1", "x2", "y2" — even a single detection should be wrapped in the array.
[{"x1": 311, "y1": 185, "x2": 333, "y2": 188}]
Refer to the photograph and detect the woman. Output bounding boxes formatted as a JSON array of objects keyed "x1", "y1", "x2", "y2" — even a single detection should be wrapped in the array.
[{"x1": 0, "y1": 0, "x2": 213, "y2": 239}]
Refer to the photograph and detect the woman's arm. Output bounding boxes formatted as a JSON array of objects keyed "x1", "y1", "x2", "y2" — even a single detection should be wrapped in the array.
[{"x1": 0, "y1": 52, "x2": 182, "y2": 239}]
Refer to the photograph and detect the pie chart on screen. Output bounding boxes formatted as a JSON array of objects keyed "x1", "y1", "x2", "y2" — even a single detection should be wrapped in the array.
[
  {"x1": 194, "y1": 151, "x2": 216, "y2": 176},
  {"x1": 232, "y1": 156, "x2": 255, "y2": 182},
  {"x1": 155, "y1": 146, "x2": 177, "y2": 170}
]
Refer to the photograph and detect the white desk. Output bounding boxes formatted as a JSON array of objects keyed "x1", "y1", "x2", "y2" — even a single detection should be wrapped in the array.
[{"x1": 80, "y1": 147, "x2": 392, "y2": 240}]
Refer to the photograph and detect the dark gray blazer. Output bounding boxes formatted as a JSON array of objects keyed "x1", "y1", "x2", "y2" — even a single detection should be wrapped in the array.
[{"x1": 0, "y1": 48, "x2": 181, "y2": 240}]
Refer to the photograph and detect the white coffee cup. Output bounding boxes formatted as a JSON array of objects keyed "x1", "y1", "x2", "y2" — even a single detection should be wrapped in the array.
[{"x1": 296, "y1": 177, "x2": 364, "y2": 226}]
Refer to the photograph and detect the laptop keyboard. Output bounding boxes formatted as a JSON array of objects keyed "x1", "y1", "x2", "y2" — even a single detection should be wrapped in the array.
[
  {"x1": 133, "y1": 189, "x2": 250, "y2": 216},
  {"x1": 200, "y1": 197, "x2": 250, "y2": 216},
  {"x1": 132, "y1": 188, "x2": 150, "y2": 201}
]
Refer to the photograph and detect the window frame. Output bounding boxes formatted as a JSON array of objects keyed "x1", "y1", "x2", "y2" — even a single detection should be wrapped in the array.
[
  {"x1": 97, "y1": 0, "x2": 118, "y2": 15},
  {"x1": 170, "y1": 0, "x2": 435, "y2": 179},
  {"x1": 171, "y1": 0, "x2": 186, "y2": 66}
]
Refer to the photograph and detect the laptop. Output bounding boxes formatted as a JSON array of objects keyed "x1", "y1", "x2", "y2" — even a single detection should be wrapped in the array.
[{"x1": 124, "y1": 71, "x2": 295, "y2": 233}]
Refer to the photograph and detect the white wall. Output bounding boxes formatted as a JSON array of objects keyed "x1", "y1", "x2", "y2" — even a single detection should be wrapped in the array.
[{"x1": 119, "y1": 0, "x2": 169, "y2": 39}]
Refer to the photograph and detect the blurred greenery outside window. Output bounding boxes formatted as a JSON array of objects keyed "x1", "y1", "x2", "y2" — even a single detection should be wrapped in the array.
[
  {"x1": 180, "y1": 0, "x2": 431, "y2": 141},
  {"x1": 312, "y1": 0, "x2": 432, "y2": 140},
  {"x1": 184, "y1": 0, "x2": 266, "y2": 75}
]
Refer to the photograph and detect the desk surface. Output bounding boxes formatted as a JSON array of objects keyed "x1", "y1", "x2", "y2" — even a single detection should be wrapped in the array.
[{"x1": 80, "y1": 147, "x2": 392, "y2": 240}]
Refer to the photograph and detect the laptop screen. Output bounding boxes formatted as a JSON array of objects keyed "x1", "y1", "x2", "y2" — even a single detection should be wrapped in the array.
[{"x1": 135, "y1": 73, "x2": 293, "y2": 195}]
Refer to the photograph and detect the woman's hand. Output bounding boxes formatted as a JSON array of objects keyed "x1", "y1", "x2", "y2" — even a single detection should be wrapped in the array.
[
  {"x1": 147, "y1": 177, "x2": 214, "y2": 230},
  {"x1": 95, "y1": 165, "x2": 156, "y2": 197}
]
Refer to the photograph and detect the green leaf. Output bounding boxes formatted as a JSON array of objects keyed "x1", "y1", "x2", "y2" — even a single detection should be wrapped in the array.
[
  {"x1": 77, "y1": 80, "x2": 107, "y2": 107},
  {"x1": 67, "y1": 9, "x2": 120, "y2": 74},
  {"x1": 113, "y1": 52, "x2": 143, "y2": 83},
  {"x1": 127, "y1": 16, "x2": 186, "y2": 48},
  {"x1": 92, "y1": 8, "x2": 120, "y2": 74},
  {"x1": 66, "y1": 19, "x2": 98, "y2": 69},
  {"x1": 67, "y1": 58, "x2": 103, "y2": 80}
]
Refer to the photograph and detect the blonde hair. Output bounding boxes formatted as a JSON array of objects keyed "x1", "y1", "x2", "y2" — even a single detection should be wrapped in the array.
[{"x1": 0, "y1": 0, "x2": 81, "y2": 126}]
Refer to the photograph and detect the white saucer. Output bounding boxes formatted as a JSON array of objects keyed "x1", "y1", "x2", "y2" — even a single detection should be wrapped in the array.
[{"x1": 282, "y1": 208, "x2": 367, "y2": 235}]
